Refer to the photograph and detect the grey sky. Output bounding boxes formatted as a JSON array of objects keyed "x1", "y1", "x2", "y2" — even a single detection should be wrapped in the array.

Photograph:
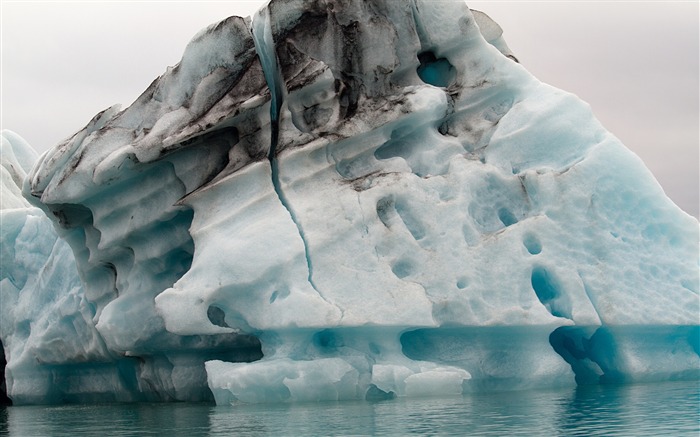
[{"x1": 1, "y1": 1, "x2": 698, "y2": 217}]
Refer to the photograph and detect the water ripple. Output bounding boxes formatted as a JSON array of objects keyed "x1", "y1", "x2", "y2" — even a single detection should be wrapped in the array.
[{"x1": 0, "y1": 381, "x2": 698, "y2": 436}]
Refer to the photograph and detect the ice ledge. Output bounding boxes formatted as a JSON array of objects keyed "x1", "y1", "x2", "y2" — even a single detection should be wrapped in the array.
[{"x1": 206, "y1": 325, "x2": 700, "y2": 404}]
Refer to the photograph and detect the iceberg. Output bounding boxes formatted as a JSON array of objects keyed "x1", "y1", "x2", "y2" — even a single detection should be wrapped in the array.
[{"x1": 1, "y1": 0, "x2": 698, "y2": 405}]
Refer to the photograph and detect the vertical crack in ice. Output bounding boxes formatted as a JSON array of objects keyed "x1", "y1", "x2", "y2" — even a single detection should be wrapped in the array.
[
  {"x1": 577, "y1": 271, "x2": 603, "y2": 323},
  {"x1": 252, "y1": 8, "x2": 284, "y2": 127},
  {"x1": 252, "y1": 9, "x2": 322, "y2": 294},
  {"x1": 269, "y1": 149, "x2": 322, "y2": 293}
]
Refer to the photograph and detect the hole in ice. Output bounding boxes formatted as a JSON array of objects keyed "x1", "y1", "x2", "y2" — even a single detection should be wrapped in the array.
[
  {"x1": 497, "y1": 207, "x2": 518, "y2": 227},
  {"x1": 391, "y1": 259, "x2": 414, "y2": 279},
  {"x1": 549, "y1": 326, "x2": 603, "y2": 385},
  {"x1": 49, "y1": 203, "x2": 93, "y2": 229},
  {"x1": 102, "y1": 262, "x2": 118, "y2": 296},
  {"x1": 417, "y1": 51, "x2": 456, "y2": 88},
  {"x1": 531, "y1": 266, "x2": 569, "y2": 319},
  {"x1": 206, "y1": 305, "x2": 229, "y2": 328},
  {"x1": 456, "y1": 277, "x2": 469, "y2": 289},
  {"x1": 523, "y1": 234, "x2": 542, "y2": 255},
  {"x1": 313, "y1": 329, "x2": 343, "y2": 353},
  {"x1": 549, "y1": 326, "x2": 627, "y2": 385},
  {"x1": 365, "y1": 384, "x2": 396, "y2": 401},
  {"x1": 531, "y1": 267, "x2": 557, "y2": 302},
  {"x1": 376, "y1": 196, "x2": 425, "y2": 241},
  {"x1": 269, "y1": 288, "x2": 290, "y2": 303}
]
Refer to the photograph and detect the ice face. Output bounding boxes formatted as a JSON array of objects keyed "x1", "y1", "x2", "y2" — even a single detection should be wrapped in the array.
[
  {"x1": 1, "y1": 130, "x2": 263, "y2": 404},
  {"x1": 2, "y1": 0, "x2": 698, "y2": 405}
]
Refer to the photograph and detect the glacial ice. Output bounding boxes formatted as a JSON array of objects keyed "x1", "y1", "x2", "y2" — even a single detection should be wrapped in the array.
[{"x1": 1, "y1": 0, "x2": 698, "y2": 405}]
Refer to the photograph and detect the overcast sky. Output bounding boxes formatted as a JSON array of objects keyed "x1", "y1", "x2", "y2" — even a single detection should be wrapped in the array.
[{"x1": 1, "y1": 1, "x2": 698, "y2": 217}]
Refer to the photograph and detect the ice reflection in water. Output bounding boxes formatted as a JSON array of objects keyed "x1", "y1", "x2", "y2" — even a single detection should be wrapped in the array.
[{"x1": 1, "y1": 381, "x2": 698, "y2": 436}]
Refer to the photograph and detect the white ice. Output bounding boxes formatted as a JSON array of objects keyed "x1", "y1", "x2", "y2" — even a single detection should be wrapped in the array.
[{"x1": 1, "y1": 0, "x2": 698, "y2": 405}]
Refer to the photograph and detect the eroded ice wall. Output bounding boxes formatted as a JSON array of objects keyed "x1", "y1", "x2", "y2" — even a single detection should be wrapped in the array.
[
  {"x1": 2, "y1": 15, "x2": 269, "y2": 405},
  {"x1": 4, "y1": 0, "x2": 699, "y2": 405},
  {"x1": 162, "y1": 0, "x2": 697, "y2": 403}
]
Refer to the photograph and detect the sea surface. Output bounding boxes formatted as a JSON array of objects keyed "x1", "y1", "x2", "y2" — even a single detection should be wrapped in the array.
[{"x1": 0, "y1": 380, "x2": 697, "y2": 436}]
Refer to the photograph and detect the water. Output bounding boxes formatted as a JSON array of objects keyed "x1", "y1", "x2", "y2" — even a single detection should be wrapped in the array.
[{"x1": 1, "y1": 381, "x2": 697, "y2": 436}]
